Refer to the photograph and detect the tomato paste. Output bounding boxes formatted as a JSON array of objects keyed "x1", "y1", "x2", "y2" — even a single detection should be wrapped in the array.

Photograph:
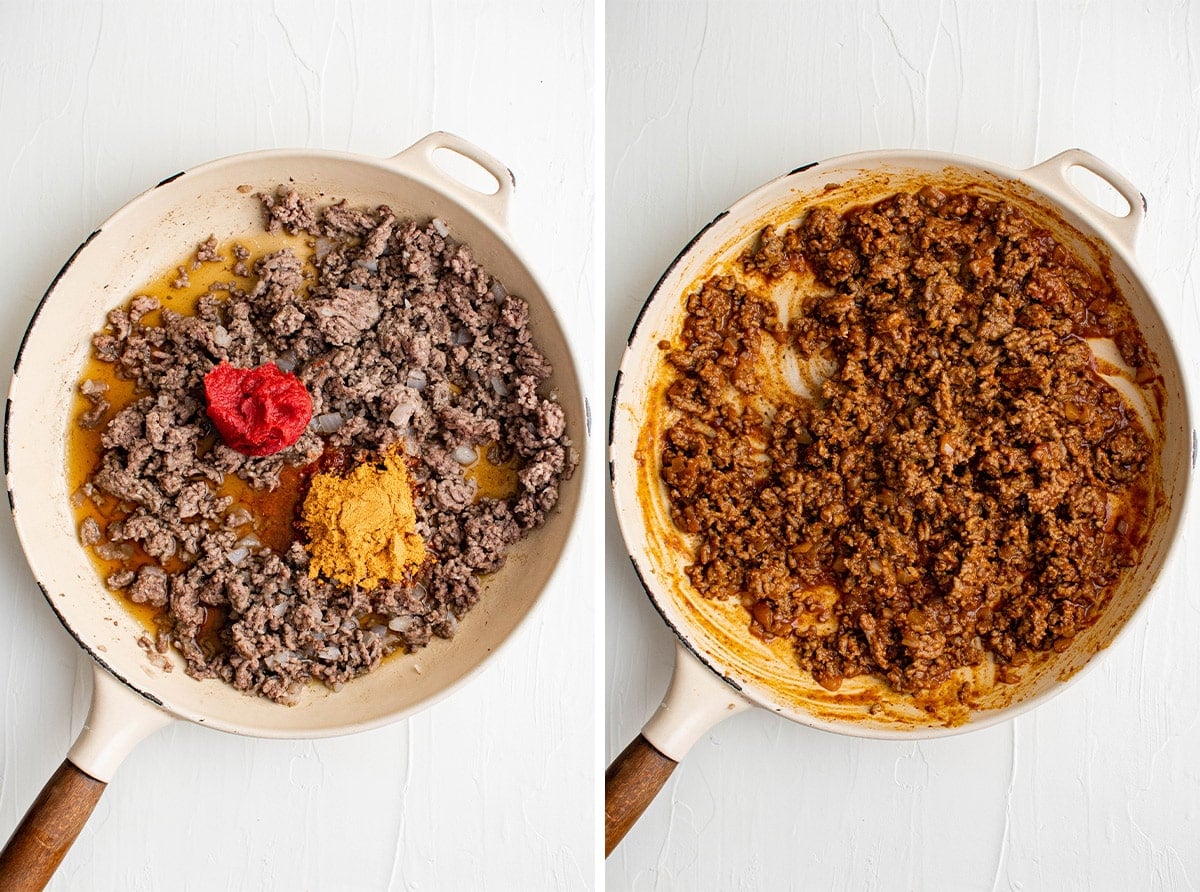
[{"x1": 203, "y1": 362, "x2": 312, "y2": 456}]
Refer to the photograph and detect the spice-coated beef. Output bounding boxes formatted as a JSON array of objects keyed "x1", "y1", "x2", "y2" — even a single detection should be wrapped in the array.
[{"x1": 661, "y1": 189, "x2": 1158, "y2": 695}]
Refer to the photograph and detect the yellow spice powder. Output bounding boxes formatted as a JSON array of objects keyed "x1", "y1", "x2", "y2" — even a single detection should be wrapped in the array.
[{"x1": 300, "y1": 451, "x2": 427, "y2": 590}]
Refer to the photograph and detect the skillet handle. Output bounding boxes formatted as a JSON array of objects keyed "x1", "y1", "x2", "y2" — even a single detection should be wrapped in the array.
[
  {"x1": 0, "y1": 761, "x2": 107, "y2": 890},
  {"x1": 605, "y1": 644, "x2": 751, "y2": 857},
  {"x1": 385, "y1": 130, "x2": 516, "y2": 230},
  {"x1": 605, "y1": 735, "x2": 678, "y2": 857},
  {"x1": 1023, "y1": 149, "x2": 1145, "y2": 253},
  {"x1": 0, "y1": 665, "x2": 171, "y2": 888}
]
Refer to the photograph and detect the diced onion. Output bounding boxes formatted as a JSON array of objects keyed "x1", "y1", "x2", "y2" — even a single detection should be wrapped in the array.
[
  {"x1": 95, "y1": 542, "x2": 134, "y2": 561},
  {"x1": 452, "y1": 445, "x2": 478, "y2": 465},
  {"x1": 313, "y1": 412, "x2": 343, "y2": 433},
  {"x1": 389, "y1": 401, "x2": 416, "y2": 428},
  {"x1": 264, "y1": 650, "x2": 295, "y2": 669},
  {"x1": 388, "y1": 615, "x2": 417, "y2": 633},
  {"x1": 431, "y1": 218, "x2": 450, "y2": 237},
  {"x1": 406, "y1": 370, "x2": 428, "y2": 391},
  {"x1": 213, "y1": 326, "x2": 231, "y2": 348}
]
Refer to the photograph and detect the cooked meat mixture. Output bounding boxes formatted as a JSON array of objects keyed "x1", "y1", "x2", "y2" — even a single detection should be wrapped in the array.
[
  {"x1": 75, "y1": 189, "x2": 575, "y2": 704},
  {"x1": 659, "y1": 187, "x2": 1159, "y2": 695}
]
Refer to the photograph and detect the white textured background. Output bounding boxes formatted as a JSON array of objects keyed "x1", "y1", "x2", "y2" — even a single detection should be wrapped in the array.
[
  {"x1": 0, "y1": 1, "x2": 597, "y2": 889},
  {"x1": 606, "y1": 1, "x2": 1199, "y2": 889}
]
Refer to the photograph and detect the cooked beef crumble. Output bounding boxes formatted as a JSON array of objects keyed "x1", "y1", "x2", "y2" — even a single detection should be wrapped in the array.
[
  {"x1": 659, "y1": 187, "x2": 1159, "y2": 695},
  {"x1": 77, "y1": 189, "x2": 575, "y2": 704}
]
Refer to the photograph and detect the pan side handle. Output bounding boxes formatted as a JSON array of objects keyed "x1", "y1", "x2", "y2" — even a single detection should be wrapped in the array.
[
  {"x1": 1023, "y1": 149, "x2": 1145, "y2": 253},
  {"x1": 385, "y1": 131, "x2": 516, "y2": 230},
  {"x1": 605, "y1": 644, "x2": 751, "y2": 857},
  {"x1": 0, "y1": 665, "x2": 172, "y2": 888}
]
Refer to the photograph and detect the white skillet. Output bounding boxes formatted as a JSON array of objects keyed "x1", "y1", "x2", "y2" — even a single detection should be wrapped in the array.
[
  {"x1": 0, "y1": 131, "x2": 586, "y2": 888},
  {"x1": 606, "y1": 149, "x2": 1193, "y2": 854}
]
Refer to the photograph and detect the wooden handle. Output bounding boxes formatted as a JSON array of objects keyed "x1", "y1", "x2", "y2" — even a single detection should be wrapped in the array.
[
  {"x1": 605, "y1": 734, "x2": 678, "y2": 857},
  {"x1": 0, "y1": 760, "x2": 108, "y2": 890}
]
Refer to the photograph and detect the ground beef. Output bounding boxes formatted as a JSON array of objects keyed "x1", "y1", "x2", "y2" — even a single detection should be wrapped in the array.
[
  {"x1": 129, "y1": 566, "x2": 169, "y2": 607},
  {"x1": 79, "y1": 516, "x2": 101, "y2": 546},
  {"x1": 77, "y1": 189, "x2": 576, "y2": 704},
  {"x1": 78, "y1": 379, "x2": 110, "y2": 429},
  {"x1": 196, "y1": 235, "x2": 220, "y2": 264},
  {"x1": 232, "y1": 243, "x2": 251, "y2": 277},
  {"x1": 659, "y1": 187, "x2": 1159, "y2": 695}
]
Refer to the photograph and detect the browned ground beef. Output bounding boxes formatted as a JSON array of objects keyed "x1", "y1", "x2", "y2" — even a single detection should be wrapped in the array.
[
  {"x1": 659, "y1": 187, "x2": 1158, "y2": 695},
  {"x1": 78, "y1": 189, "x2": 575, "y2": 704}
]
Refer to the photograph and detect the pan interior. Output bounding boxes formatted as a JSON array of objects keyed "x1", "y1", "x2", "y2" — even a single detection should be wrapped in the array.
[
  {"x1": 611, "y1": 154, "x2": 1189, "y2": 735},
  {"x1": 7, "y1": 150, "x2": 584, "y2": 737}
]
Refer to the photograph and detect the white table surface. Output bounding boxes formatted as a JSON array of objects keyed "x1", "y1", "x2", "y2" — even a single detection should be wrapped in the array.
[
  {"x1": 0, "y1": 1, "x2": 598, "y2": 889},
  {"x1": 606, "y1": 2, "x2": 1200, "y2": 889}
]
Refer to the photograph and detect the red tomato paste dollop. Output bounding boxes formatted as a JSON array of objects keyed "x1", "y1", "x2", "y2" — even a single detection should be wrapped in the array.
[{"x1": 203, "y1": 362, "x2": 312, "y2": 456}]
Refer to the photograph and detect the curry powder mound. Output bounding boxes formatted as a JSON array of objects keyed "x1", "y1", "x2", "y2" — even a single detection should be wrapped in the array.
[{"x1": 301, "y1": 451, "x2": 427, "y2": 589}]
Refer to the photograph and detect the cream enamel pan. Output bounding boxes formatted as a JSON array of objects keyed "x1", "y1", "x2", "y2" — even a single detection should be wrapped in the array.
[
  {"x1": 0, "y1": 132, "x2": 585, "y2": 887},
  {"x1": 606, "y1": 149, "x2": 1192, "y2": 854}
]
